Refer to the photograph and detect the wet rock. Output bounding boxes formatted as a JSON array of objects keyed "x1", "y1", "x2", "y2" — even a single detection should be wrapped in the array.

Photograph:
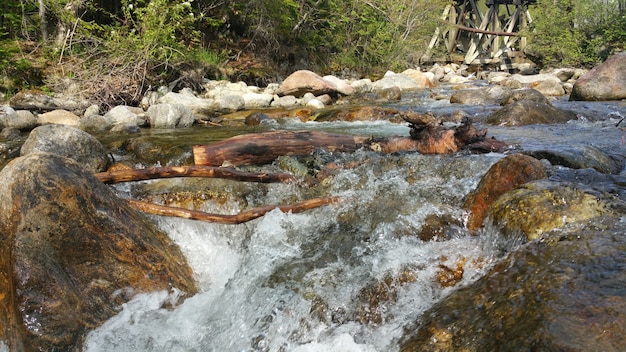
[
  {"x1": 356, "y1": 270, "x2": 417, "y2": 325},
  {"x1": 450, "y1": 86, "x2": 511, "y2": 105},
  {"x1": 20, "y1": 124, "x2": 109, "y2": 173},
  {"x1": 487, "y1": 180, "x2": 612, "y2": 240},
  {"x1": 464, "y1": 154, "x2": 547, "y2": 232},
  {"x1": 416, "y1": 214, "x2": 464, "y2": 242},
  {"x1": 244, "y1": 112, "x2": 271, "y2": 126},
  {"x1": 146, "y1": 103, "x2": 195, "y2": 128},
  {"x1": 376, "y1": 86, "x2": 402, "y2": 101},
  {"x1": 501, "y1": 88, "x2": 550, "y2": 105},
  {"x1": 126, "y1": 137, "x2": 192, "y2": 166},
  {"x1": 485, "y1": 100, "x2": 577, "y2": 126},
  {"x1": 0, "y1": 110, "x2": 37, "y2": 130},
  {"x1": 320, "y1": 106, "x2": 400, "y2": 123},
  {"x1": 0, "y1": 153, "x2": 197, "y2": 351},
  {"x1": 570, "y1": 52, "x2": 626, "y2": 101},
  {"x1": 79, "y1": 114, "x2": 112, "y2": 133},
  {"x1": 36, "y1": 109, "x2": 81, "y2": 126},
  {"x1": 400, "y1": 216, "x2": 626, "y2": 352},
  {"x1": 529, "y1": 77, "x2": 565, "y2": 96},
  {"x1": 277, "y1": 70, "x2": 338, "y2": 97},
  {"x1": 526, "y1": 145, "x2": 618, "y2": 174}
]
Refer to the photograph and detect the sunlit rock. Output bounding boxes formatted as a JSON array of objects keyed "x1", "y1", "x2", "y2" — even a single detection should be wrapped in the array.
[
  {"x1": 103, "y1": 105, "x2": 147, "y2": 127},
  {"x1": 20, "y1": 124, "x2": 109, "y2": 173},
  {"x1": 0, "y1": 152, "x2": 197, "y2": 351},
  {"x1": 529, "y1": 77, "x2": 565, "y2": 96},
  {"x1": 36, "y1": 108, "x2": 81, "y2": 126},
  {"x1": 487, "y1": 180, "x2": 612, "y2": 240},
  {"x1": 146, "y1": 103, "x2": 195, "y2": 128},
  {"x1": 400, "y1": 69, "x2": 436, "y2": 88},
  {"x1": 570, "y1": 52, "x2": 626, "y2": 101},
  {"x1": 277, "y1": 70, "x2": 338, "y2": 97},
  {"x1": 464, "y1": 154, "x2": 547, "y2": 232},
  {"x1": 485, "y1": 100, "x2": 577, "y2": 126}
]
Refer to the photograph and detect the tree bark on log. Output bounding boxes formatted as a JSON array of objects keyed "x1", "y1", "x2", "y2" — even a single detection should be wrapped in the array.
[
  {"x1": 127, "y1": 196, "x2": 343, "y2": 224},
  {"x1": 95, "y1": 165, "x2": 296, "y2": 184},
  {"x1": 193, "y1": 116, "x2": 507, "y2": 166},
  {"x1": 193, "y1": 130, "x2": 370, "y2": 166}
]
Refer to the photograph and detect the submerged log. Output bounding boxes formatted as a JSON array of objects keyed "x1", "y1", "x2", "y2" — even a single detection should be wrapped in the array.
[
  {"x1": 127, "y1": 196, "x2": 343, "y2": 224},
  {"x1": 95, "y1": 165, "x2": 296, "y2": 184},
  {"x1": 193, "y1": 113, "x2": 505, "y2": 166}
]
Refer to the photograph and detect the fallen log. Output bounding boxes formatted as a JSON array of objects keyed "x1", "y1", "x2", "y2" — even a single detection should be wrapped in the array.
[
  {"x1": 95, "y1": 165, "x2": 296, "y2": 184},
  {"x1": 193, "y1": 114, "x2": 506, "y2": 166},
  {"x1": 193, "y1": 130, "x2": 370, "y2": 166},
  {"x1": 127, "y1": 196, "x2": 343, "y2": 224}
]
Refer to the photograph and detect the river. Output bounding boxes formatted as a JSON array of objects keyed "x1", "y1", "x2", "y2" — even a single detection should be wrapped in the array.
[{"x1": 77, "y1": 87, "x2": 626, "y2": 351}]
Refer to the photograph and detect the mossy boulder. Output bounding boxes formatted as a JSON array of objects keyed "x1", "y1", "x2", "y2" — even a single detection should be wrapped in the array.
[{"x1": 487, "y1": 180, "x2": 613, "y2": 240}]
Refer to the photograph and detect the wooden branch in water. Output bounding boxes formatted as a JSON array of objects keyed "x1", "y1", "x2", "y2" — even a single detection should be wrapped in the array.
[
  {"x1": 95, "y1": 165, "x2": 297, "y2": 184},
  {"x1": 193, "y1": 130, "x2": 369, "y2": 166},
  {"x1": 126, "y1": 196, "x2": 344, "y2": 224}
]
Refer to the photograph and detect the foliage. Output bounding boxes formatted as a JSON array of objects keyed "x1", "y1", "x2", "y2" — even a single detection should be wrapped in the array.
[{"x1": 525, "y1": 0, "x2": 626, "y2": 67}]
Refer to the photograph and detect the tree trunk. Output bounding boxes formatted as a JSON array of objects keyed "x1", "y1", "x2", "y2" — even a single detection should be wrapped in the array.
[{"x1": 39, "y1": 0, "x2": 47, "y2": 40}]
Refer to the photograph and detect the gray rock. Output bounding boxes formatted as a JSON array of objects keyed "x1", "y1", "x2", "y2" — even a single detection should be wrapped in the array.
[
  {"x1": 146, "y1": 103, "x2": 195, "y2": 128},
  {"x1": 486, "y1": 100, "x2": 577, "y2": 126},
  {"x1": 79, "y1": 114, "x2": 111, "y2": 133},
  {"x1": 104, "y1": 105, "x2": 146, "y2": 127},
  {"x1": 214, "y1": 94, "x2": 245, "y2": 113},
  {"x1": 0, "y1": 110, "x2": 37, "y2": 130},
  {"x1": 450, "y1": 86, "x2": 512, "y2": 105},
  {"x1": 83, "y1": 104, "x2": 101, "y2": 118},
  {"x1": 158, "y1": 92, "x2": 215, "y2": 115},
  {"x1": 242, "y1": 93, "x2": 274, "y2": 109},
  {"x1": 502, "y1": 88, "x2": 551, "y2": 105},
  {"x1": 271, "y1": 95, "x2": 299, "y2": 108},
  {"x1": 525, "y1": 145, "x2": 618, "y2": 174},
  {"x1": 20, "y1": 124, "x2": 109, "y2": 172},
  {"x1": 351, "y1": 79, "x2": 373, "y2": 94},
  {"x1": 530, "y1": 77, "x2": 565, "y2": 96},
  {"x1": 322, "y1": 75, "x2": 355, "y2": 95}
]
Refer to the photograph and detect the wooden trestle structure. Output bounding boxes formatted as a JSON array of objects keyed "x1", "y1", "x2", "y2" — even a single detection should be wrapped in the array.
[{"x1": 422, "y1": 0, "x2": 536, "y2": 68}]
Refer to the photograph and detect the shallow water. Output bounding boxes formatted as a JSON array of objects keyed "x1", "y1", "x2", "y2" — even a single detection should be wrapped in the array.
[{"x1": 83, "y1": 89, "x2": 626, "y2": 351}]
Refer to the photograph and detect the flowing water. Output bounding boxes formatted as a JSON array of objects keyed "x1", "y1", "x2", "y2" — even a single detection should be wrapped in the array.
[{"x1": 76, "y1": 89, "x2": 626, "y2": 351}]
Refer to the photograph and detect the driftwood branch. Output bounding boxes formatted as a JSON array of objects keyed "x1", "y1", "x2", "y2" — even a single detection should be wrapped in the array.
[
  {"x1": 127, "y1": 196, "x2": 344, "y2": 224},
  {"x1": 95, "y1": 165, "x2": 296, "y2": 184}
]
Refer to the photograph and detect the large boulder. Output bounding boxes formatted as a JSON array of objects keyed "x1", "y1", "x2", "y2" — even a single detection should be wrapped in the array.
[
  {"x1": 570, "y1": 52, "x2": 626, "y2": 101},
  {"x1": 486, "y1": 100, "x2": 577, "y2": 126},
  {"x1": 20, "y1": 124, "x2": 109, "y2": 173},
  {"x1": 0, "y1": 153, "x2": 197, "y2": 351},
  {"x1": 464, "y1": 154, "x2": 547, "y2": 232},
  {"x1": 277, "y1": 70, "x2": 338, "y2": 97},
  {"x1": 400, "y1": 214, "x2": 626, "y2": 352}
]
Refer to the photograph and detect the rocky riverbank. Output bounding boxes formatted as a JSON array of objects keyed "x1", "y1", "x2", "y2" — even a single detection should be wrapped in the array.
[{"x1": 0, "y1": 53, "x2": 625, "y2": 351}]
